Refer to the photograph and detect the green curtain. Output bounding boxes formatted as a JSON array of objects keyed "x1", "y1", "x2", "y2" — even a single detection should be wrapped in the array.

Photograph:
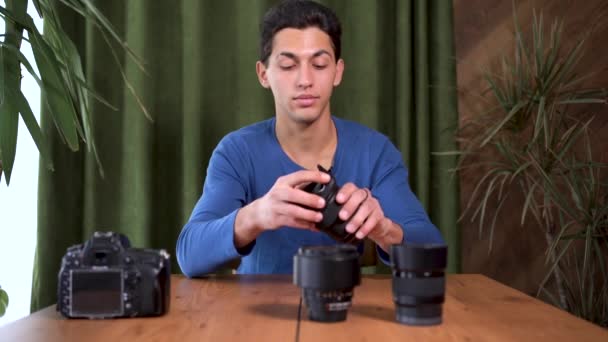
[{"x1": 31, "y1": 0, "x2": 460, "y2": 311}]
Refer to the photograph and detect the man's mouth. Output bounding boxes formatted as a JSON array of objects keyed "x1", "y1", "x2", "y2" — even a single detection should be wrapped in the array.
[{"x1": 294, "y1": 95, "x2": 319, "y2": 107}]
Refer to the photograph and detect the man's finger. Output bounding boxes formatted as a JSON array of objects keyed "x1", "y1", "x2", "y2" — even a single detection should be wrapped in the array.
[
  {"x1": 345, "y1": 199, "x2": 373, "y2": 233},
  {"x1": 336, "y1": 182, "x2": 358, "y2": 204},
  {"x1": 339, "y1": 187, "x2": 368, "y2": 220},
  {"x1": 280, "y1": 203, "x2": 323, "y2": 223},
  {"x1": 280, "y1": 170, "x2": 330, "y2": 187},
  {"x1": 355, "y1": 213, "x2": 380, "y2": 239},
  {"x1": 277, "y1": 187, "x2": 326, "y2": 209},
  {"x1": 285, "y1": 217, "x2": 318, "y2": 231}
]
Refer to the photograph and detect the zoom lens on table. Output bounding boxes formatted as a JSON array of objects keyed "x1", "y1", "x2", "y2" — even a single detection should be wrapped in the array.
[{"x1": 390, "y1": 243, "x2": 447, "y2": 326}]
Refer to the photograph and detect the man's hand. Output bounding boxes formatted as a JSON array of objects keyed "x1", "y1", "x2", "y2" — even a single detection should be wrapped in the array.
[
  {"x1": 336, "y1": 183, "x2": 404, "y2": 252},
  {"x1": 234, "y1": 170, "x2": 330, "y2": 248}
]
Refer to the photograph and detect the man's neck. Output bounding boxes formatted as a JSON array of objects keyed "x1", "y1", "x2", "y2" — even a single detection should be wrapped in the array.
[{"x1": 275, "y1": 113, "x2": 337, "y2": 171}]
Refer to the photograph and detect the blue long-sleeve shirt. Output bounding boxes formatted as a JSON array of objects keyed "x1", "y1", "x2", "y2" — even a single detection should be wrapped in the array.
[{"x1": 176, "y1": 116, "x2": 444, "y2": 277}]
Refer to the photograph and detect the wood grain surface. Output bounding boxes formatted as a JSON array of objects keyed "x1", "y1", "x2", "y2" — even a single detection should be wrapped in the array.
[{"x1": 1, "y1": 274, "x2": 606, "y2": 342}]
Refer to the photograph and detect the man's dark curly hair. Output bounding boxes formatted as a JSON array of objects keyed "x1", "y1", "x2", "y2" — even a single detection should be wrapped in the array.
[{"x1": 260, "y1": 0, "x2": 342, "y2": 65}]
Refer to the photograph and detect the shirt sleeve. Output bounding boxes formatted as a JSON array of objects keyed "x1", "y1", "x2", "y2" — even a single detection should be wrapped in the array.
[
  {"x1": 176, "y1": 136, "x2": 253, "y2": 277},
  {"x1": 371, "y1": 138, "x2": 445, "y2": 264}
]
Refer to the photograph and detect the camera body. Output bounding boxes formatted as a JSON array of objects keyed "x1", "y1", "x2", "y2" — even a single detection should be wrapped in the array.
[
  {"x1": 302, "y1": 165, "x2": 359, "y2": 244},
  {"x1": 57, "y1": 232, "x2": 171, "y2": 319}
]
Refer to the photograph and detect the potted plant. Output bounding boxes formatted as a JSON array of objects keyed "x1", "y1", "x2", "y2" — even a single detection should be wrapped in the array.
[
  {"x1": 1, "y1": 0, "x2": 147, "y2": 185},
  {"x1": 452, "y1": 10, "x2": 608, "y2": 327},
  {"x1": 1, "y1": 0, "x2": 146, "y2": 316}
]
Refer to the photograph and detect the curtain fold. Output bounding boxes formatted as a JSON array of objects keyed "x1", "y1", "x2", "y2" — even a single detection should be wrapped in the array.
[{"x1": 31, "y1": 0, "x2": 460, "y2": 311}]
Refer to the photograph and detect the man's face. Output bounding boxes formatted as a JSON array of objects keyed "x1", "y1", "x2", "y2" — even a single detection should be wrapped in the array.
[{"x1": 256, "y1": 27, "x2": 344, "y2": 125}]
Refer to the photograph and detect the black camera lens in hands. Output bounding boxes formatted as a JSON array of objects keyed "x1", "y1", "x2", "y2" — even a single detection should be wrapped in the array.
[
  {"x1": 293, "y1": 245, "x2": 361, "y2": 322},
  {"x1": 390, "y1": 243, "x2": 448, "y2": 326},
  {"x1": 302, "y1": 165, "x2": 359, "y2": 244}
]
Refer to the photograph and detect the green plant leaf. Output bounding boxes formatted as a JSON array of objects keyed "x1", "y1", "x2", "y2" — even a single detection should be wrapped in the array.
[
  {"x1": 593, "y1": 239, "x2": 607, "y2": 292},
  {"x1": 0, "y1": 45, "x2": 5, "y2": 107},
  {"x1": 15, "y1": 89, "x2": 54, "y2": 171},
  {"x1": 97, "y1": 28, "x2": 152, "y2": 122},
  {"x1": 480, "y1": 101, "x2": 527, "y2": 147},
  {"x1": 475, "y1": 171, "x2": 509, "y2": 237},
  {"x1": 0, "y1": 42, "x2": 43, "y2": 85},
  {"x1": 1, "y1": 40, "x2": 116, "y2": 112},
  {"x1": 27, "y1": 25, "x2": 80, "y2": 151},
  {"x1": 78, "y1": 0, "x2": 145, "y2": 69},
  {"x1": 462, "y1": 167, "x2": 503, "y2": 221},
  {"x1": 32, "y1": 0, "x2": 44, "y2": 18},
  {"x1": 521, "y1": 181, "x2": 539, "y2": 226},
  {"x1": 0, "y1": 5, "x2": 33, "y2": 30},
  {"x1": 59, "y1": 30, "x2": 105, "y2": 177},
  {"x1": 0, "y1": 66, "x2": 19, "y2": 185},
  {"x1": 540, "y1": 286, "x2": 561, "y2": 308},
  {"x1": 557, "y1": 98, "x2": 607, "y2": 105},
  {"x1": 532, "y1": 96, "x2": 545, "y2": 144},
  {"x1": 488, "y1": 189, "x2": 510, "y2": 253},
  {"x1": 59, "y1": 33, "x2": 91, "y2": 142},
  {"x1": 537, "y1": 238, "x2": 573, "y2": 297},
  {"x1": 0, "y1": 287, "x2": 8, "y2": 317}
]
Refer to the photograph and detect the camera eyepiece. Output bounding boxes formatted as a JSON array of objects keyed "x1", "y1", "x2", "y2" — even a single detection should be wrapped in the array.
[
  {"x1": 302, "y1": 165, "x2": 359, "y2": 244},
  {"x1": 390, "y1": 243, "x2": 447, "y2": 326},
  {"x1": 293, "y1": 245, "x2": 361, "y2": 322}
]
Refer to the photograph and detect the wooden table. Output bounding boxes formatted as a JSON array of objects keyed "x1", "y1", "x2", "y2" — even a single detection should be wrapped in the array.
[{"x1": 0, "y1": 274, "x2": 606, "y2": 341}]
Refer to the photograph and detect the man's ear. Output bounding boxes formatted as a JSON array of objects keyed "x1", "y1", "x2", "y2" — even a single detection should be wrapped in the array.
[
  {"x1": 333, "y1": 58, "x2": 345, "y2": 87},
  {"x1": 256, "y1": 61, "x2": 270, "y2": 88}
]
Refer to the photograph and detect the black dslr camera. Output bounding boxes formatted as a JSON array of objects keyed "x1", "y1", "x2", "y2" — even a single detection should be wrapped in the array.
[
  {"x1": 302, "y1": 165, "x2": 360, "y2": 244},
  {"x1": 57, "y1": 232, "x2": 171, "y2": 318}
]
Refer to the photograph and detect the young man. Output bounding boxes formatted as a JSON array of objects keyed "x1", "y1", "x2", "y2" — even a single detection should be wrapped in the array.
[{"x1": 176, "y1": 0, "x2": 444, "y2": 277}]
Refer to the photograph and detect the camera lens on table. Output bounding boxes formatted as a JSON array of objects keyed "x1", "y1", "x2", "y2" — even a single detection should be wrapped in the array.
[
  {"x1": 390, "y1": 243, "x2": 447, "y2": 326},
  {"x1": 293, "y1": 245, "x2": 361, "y2": 322}
]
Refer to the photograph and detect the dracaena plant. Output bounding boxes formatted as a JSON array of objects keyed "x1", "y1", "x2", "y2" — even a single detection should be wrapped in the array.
[
  {"x1": 1, "y1": 0, "x2": 147, "y2": 313},
  {"x1": 448, "y1": 10, "x2": 608, "y2": 327},
  {"x1": 0, "y1": 0, "x2": 148, "y2": 185}
]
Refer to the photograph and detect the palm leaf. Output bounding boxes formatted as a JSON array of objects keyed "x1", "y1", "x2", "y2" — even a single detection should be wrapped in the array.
[
  {"x1": 27, "y1": 22, "x2": 80, "y2": 150},
  {"x1": 15, "y1": 89, "x2": 53, "y2": 171},
  {"x1": 0, "y1": 84, "x2": 19, "y2": 184},
  {"x1": 58, "y1": 0, "x2": 146, "y2": 71},
  {"x1": 0, "y1": 40, "x2": 116, "y2": 111}
]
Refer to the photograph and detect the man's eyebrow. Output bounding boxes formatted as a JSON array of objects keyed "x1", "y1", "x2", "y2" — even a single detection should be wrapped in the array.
[
  {"x1": 312, "y1": 49, "x2": 331, "y2": 58},
  {"x1": 277, "y1": 52, "x2": 298, "y2": 61},
  {"x1": 276, "y1": 50, "x2": 332, "y2": 61}
]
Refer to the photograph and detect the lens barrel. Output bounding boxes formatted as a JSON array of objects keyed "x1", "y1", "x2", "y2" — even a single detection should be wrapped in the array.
[
  {"x1": 390, "y1": 243, "x2": 447, "y2": 326},
  {"x1": 301, "y1": 165, "x2": 358, "y2": 244},
  {"x1": 293, "y1": 245, "x2": 361, "y2": 322}
]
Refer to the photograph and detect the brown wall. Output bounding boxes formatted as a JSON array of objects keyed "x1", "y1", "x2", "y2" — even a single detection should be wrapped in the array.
[{"x1": 454, "y1": 0, "x2": 608, "y2": 296}]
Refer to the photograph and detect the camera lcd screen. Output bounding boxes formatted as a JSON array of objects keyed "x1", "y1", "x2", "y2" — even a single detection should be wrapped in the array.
[{"x1": 71, "y1": 269, "x2": 123, "y2": 316}]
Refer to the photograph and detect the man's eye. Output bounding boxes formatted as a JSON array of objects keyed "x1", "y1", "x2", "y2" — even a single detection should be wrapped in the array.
[
  {"x1": 313, "y1": 64, "x2": 328, "y2": 70},
  {"x1": 280, "y1": 65, "x2": 295, "y2": 70}
]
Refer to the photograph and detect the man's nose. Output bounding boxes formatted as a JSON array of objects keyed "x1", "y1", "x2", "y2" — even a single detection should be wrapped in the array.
[{"x1": 297, "y1": 65, "x2": 313, "y2": 88}]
